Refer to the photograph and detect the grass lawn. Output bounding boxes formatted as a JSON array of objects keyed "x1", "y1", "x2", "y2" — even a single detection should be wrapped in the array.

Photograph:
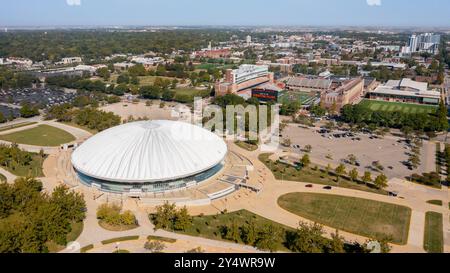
[
  {"x1": 259, "y1": 153, "x2": 388, "y2": 195},
  {"x1": 156, "y1": 210, "x2": 293, "y2": 251},
  {"x1": 98, "y1": 220, "x2": 139, "y2": 232},
  {"x1": 47, "y1": 221, "x2": 84, "y2": 253},
  {"x1": 358, "y1": 99, "x2": 437, "y2": 114},
  {"x1": 0, "y1": 122, "x2": 38, "y2": 133},
  {"x1": 138, "y1": 75, "x2": 179, "y2": 86},
  {"x1": 173, "y1": 88, "x2": 209, "y2": 96},
  {"x1": 278, "y1": 193, "x2": 411, "y2": 244},
  {"x1": 0, "y1": 125, "x2": 76, "y2": 147},
  {"x1": 426, "y1": 200, "x2": 443, "y2": 206},
  {"x1": 235, "y1": 141, "x2": 258, "y2": 151},
  {"x1": 423, "y1": 212, "x2": 443, "y2": 253}
]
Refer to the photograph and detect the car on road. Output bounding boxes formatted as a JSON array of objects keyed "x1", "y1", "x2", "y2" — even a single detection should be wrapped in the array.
[
  {"x1": 323, "y1": 186, "x2": 332, "y2": 190},
  {"x1": 305, "y1": 184, "x2": 313, "y2": 188}
]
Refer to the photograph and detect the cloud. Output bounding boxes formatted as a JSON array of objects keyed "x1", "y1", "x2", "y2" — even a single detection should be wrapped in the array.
[
  {"x1": 366, "y1": 0, "x2": 381, "y2": 6},
  {"x1": 66, "y1": 0, "x2": 81, "y2": 6}
]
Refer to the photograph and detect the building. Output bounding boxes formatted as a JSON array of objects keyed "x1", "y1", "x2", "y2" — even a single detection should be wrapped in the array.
[
  {"x1": 368, "y1": 78, "x2": 441, "y2": 105},
  {"x1": 320, "y1": 78, "x2": 365, "y2": 111},
  {"x1": 251, "y1": 83, "x2": 284, "y2": 103},
  {"x1": 131, "y1": 56, "x2": 164, "y2": 69},
  {"x1": 58, "y1": 57, "x2": 83, "y2": 65},
  {"x1": 2, "y1": 57, "x2": 33, "y2": 67},
  {"x1": 363, "y1": 77, "x2": 379, "y2": 94},
  {"x1": 402, "y1": 33, "x2": 441, "y2": 55},
  {"x1": 192, "y1": 43, "x2": 231, "y2": 59},
  {"x1": 215, "y1": 65, "x2": 274, "y2": 96},
  {"x1": 285, "y1": 77, "x2": 332, "y2": 92},
  {"x1": 71, "y1": 120, "x2": 228, "y2": 194},
  {"x1": 113, "y1": 62, "x2": 136, "y2": 71},
  {"x1": 246, "y1": 35, "x2": 252, "y2": 46}
]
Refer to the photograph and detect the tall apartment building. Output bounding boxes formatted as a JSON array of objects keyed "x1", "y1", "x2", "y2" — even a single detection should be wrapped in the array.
[{"x1": 402, "y1": 33, "x2": 441, "y2": 55}]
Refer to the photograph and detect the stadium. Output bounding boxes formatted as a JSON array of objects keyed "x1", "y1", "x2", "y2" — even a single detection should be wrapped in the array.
[{"x1": 71, "y1": 120, "x2": 228, "y2": 194}]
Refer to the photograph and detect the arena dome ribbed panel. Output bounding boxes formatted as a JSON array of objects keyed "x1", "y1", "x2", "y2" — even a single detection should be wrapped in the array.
[{"x1": 71, "y1": 120, "x2": 227, "y2": 183}]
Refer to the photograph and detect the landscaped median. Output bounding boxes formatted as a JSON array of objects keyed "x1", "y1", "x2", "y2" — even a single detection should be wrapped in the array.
[
  {"x1": 258, "y1": 153, "x2": 388, "y2": 195},
  {"x1": 423, "y1": 212, "x2": 443, "y2": 253},
  {"x1": 277, "y1": 192, "x2": 412, "y2": 245}
]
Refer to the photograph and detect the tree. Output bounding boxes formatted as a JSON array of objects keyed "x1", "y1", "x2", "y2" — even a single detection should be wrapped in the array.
[
  {"x1": 303, "y1": 145, "x2": 312, "y2": 153},
  {"x1": 325, "y1": 164, "x2": 332, "y2": 176},
  {"x1": 173, "y1": 206, "x2": 192, "y2": 231},
  {"x1": 328, "y1": 231, "x2": 346, "y2": 253},
  {"x1": 286, "y1": 221, "x2": 328, "y2": 253},
  {"x1": 349, "y1": 168, "x2": 359, "y2": 182},
  {"x1": 335, "y1": 164, "x2": 346, "y2": 183},
  {"x1": 241, "y1": 220, "x2": 258, "y2": 245},
  {"x1": 97, "y1": 67, "x2": 110, "y2": 81},
  {"x1": 374, "y1": 174, "x2": 388, "y2": 189},
  {"x1": 347, "y1": 154, "x2": 357, "y2": 165},
  {"x1": 362, "y1": 171, "x2": 372, "y2": 185},
  {"x1": 437, "y1": 100, "x2": 449, "y2": 132},
  {"x1": 20, "y1": 104, "x2": 39, "y2": 118},
  {"x1": 301, "y1": 154, "x2": 311, "y2": 168},
  {"x1": 144, "y1": 240, "x2": 166, "y2": 253},
  {"x1": 255, "y1": 224, "x2": 281, "y2": 253},
  {"x1": 152, "y1": 202, "x2": 177, "y2": 230},
  {"x1": 161, "y1": 89, "x2": 175, "y2": 101},
  {"x1": 224, "y1": 220, "x2": 240, "y2": 243}
]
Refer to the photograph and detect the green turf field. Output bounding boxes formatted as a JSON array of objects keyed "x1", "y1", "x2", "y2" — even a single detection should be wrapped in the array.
[
  {"x1": 359, "y1": 99, "x2": 437, "y2": 114},
  {"x1": 278, "y1": 193, "x2": 411, "y2": 244},
  {"x1": 0, "y1": 124, "x2": 76, "y2": 147},
  {"x1": 279, "y1": 91, "x2": 318, "y2": 105}
]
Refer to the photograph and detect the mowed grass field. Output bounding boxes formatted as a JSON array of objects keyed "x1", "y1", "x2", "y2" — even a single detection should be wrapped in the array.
[
  {"x1": 0, "y1": 125, "x2": 76, "y2": 147},
  {"x1": 279, "y1": 91, "x2": 319, "y2": 105},
  {"x1": 423, "y1": 212, "x2": 443, "y2": 253},
  {"x1": 278, "y1": 193, "x2": 411, "y2": 244},
  {"x1": 359, "y1": 99, "x2": 437, "y2": 114}
]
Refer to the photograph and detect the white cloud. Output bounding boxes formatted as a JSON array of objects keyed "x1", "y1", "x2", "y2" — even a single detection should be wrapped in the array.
[
  {"x1": 66, "y1": 0, "x2": 81, "y2": 6},
  {"x1": 366, "y1": 0, "x2": 382, "y2": 6}
]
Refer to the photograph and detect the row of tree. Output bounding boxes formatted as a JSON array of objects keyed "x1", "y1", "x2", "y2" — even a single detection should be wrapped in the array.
[
  {"x1": 340, "y1": 101, "x2": 449, "y2": 133},
  {"x1": 46, "y1": 105, "x2": 121, "y2": 132}
]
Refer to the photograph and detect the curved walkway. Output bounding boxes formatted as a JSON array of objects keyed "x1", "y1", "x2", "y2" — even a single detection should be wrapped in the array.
[{"x1": 0, "y1": 167, "x2": 17, "y2": 183}]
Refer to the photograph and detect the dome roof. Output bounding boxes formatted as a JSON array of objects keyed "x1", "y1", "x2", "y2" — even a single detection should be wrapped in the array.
[{"x1": 71, "y1": 120, "x2": 227, "y2": 183}]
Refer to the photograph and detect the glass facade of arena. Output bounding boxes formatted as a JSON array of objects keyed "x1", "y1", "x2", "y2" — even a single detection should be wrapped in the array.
[{"x1": 75, "y1": 161, "x2": 224, "y2": 194}]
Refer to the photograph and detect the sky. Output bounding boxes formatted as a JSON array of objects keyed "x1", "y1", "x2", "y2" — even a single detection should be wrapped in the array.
[{"x1": 0, "y1": 0, "x2": 449, "y2": 27}]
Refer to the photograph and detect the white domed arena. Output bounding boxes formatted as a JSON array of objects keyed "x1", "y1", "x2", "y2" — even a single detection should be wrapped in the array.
[{"x1": 71, "y1": 120, "x2": 228, "y2": 194}]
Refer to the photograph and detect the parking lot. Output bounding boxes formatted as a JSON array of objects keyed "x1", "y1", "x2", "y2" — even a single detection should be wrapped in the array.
[
  {"x1": 0, "y1": 88, "x2": 76, "y2": 109},
  {"x1": 283, "y1": 124, "x2": 435, "y2": 179},
  {"x1": 0, "y1": 105, "x2": 20, "y2": 120}
]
